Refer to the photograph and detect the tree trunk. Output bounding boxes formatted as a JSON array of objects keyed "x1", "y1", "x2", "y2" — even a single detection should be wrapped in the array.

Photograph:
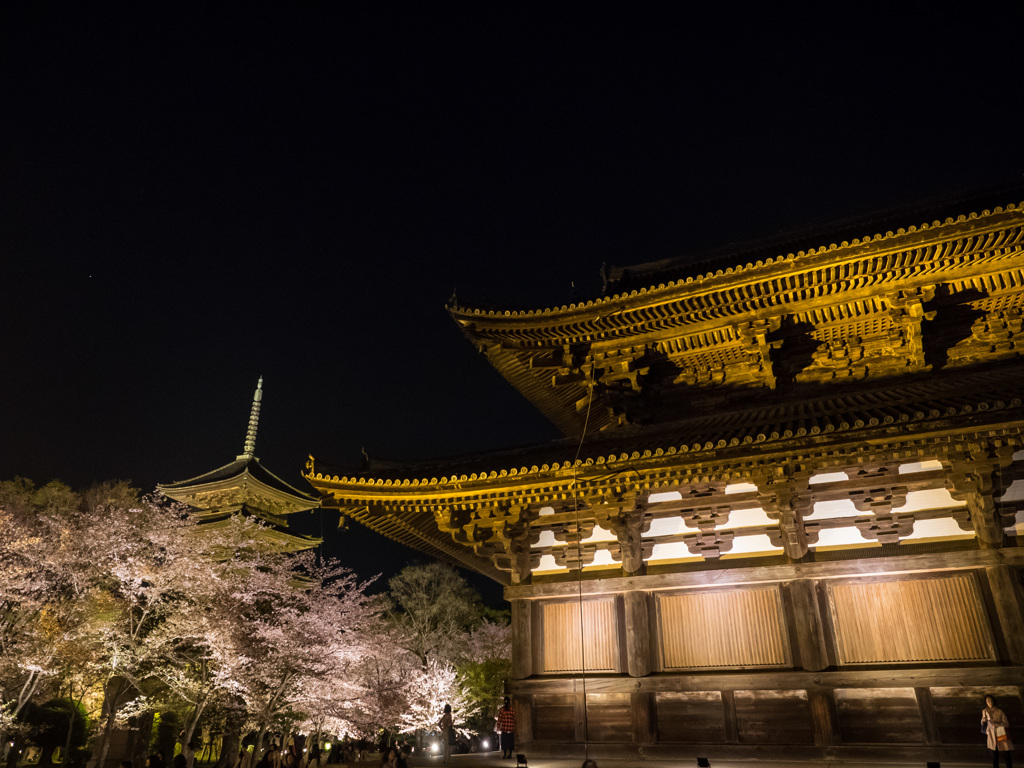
[
  {"x1": 213, "y1": 706, "x2": 244, "y2": 768},
  {"x1": 61, "y1": 706, "x2": 76, "y2": 768},
  {"x1": 180, "y1": 699, "x2": 206, "y2": 768},
  {"x1": 93, "y1": 677, "x2": 129, "y2": 768},
  {"x1": 254, "y1": 726, "x2": 268, "y2": 761}
]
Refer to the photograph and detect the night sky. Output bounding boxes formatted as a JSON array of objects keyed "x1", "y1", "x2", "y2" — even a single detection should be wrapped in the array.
[{"x1": 4, "y1": 7, "x2": 1023, "y2": 606}]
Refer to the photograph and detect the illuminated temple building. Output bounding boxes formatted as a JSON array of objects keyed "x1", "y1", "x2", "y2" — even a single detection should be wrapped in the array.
[
  {"x1": 160, "y1": 378, "x2": 321, "y2": 554},
  {"x1": 306, "y1": 197, "x2": 1024, "y2": 761}
]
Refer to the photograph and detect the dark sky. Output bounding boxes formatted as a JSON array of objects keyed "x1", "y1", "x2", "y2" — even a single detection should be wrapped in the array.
[{"x1": 3, "y1": 7, "x2": 1023, "y2": 606}]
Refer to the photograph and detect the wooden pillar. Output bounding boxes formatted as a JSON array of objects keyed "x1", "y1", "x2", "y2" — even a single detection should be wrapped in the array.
[
  {"x1": 511, "y1": 600, "x2": 533, "y2": 679},
  {"x1": 513, "y1": 694, "x2": 532, "y2": 744},
  {"x1": 787, "y1": 579, "x2": 828, "y2": 672},
  {"x1": 721, "y1": 690, "x2": 739, "y2": 743},
  {"x1": 573, "y1": 686, "x2": 586, "y2": 743},
  {"x1": 915, "y1": 687, "x2": 941, "y2": 746},
  {"x1": 986, "y1": 565, "x2": 1024, "y2": 664},
  {"x1": 808, "y1": 689, "x2": 839, "y2": 747},
  {"x1": 631, "y1": 692, "x2": 657, "y2": 745},
  {"x1": 623, "y1": 591, "x2": 651, "y2": 677}
]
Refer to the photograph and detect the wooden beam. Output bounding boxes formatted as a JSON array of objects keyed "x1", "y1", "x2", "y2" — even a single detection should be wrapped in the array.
[
  {"x1": 506, "y1": 547, "x2": 1024, "y2": 600},
  {"x1": 510, "y1": 665, "x2": 1024, "y2": 694}
]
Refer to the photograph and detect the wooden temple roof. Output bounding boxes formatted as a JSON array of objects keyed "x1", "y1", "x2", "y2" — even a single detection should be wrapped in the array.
[
  {"x1": 309, "y1": 366, "x2": 1022, "y2": 487},
  {"x1": 447, "y1": 200, "x2": 1024, "y2": 436},
  {"x1": 307, "y1": 195, "x2": 1024, "y2": 581}
]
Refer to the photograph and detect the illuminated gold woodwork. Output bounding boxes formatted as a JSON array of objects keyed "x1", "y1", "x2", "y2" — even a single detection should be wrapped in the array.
[{"x1": 306, "y1": 196, "x2": 1024, "y2": 761}]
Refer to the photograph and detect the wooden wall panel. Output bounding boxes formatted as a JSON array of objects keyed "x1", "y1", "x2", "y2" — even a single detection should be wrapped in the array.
[
  {"x1": 585, "y1": 693, "x2": 632, "y2": 742},
  {"x1": 532, "y1": 694, "x2": 576, "y2": 741},
  {"x1": 543, "y1": 600, "x2": 618, "y2": 672},
  {"x1": 835, "y1": 688, "x2": 924, "y2": 744},
  {"x1": 655, "y1": 691, "x2": 726, "y2": 743},
  {"x1": 734, "y1": 690, "x2": 814, "y2": 745},
  {"x1": 930, "y1": 685, "x2": 1024, "y2": 745},
  {"x1": 828, "y1": 574, "x2": 994, "y2": 664},
  {"x1": 658, "y1": 587, "x2": 787, "y2": 669}
]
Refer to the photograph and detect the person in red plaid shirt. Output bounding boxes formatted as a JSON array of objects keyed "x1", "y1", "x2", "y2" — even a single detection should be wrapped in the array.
[{"x1": 496, "y1": 697, "x2": 516, "y2": 758}]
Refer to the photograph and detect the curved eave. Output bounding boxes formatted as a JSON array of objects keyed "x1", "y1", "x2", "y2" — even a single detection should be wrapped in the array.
[
  {"x1": 449, "y1": 203, "x2": 1023, "y2": 334},
  {"x1": 323, "y1": 501, "x2": 509, "y2": 584},
  {"x1": 308, "y1": 398, "x2": 1019, "y2": 586},
  {"x1": 306, "y1": 367, "x2": 1024, "y2": 494},
  {"x1": 188, "y1": 520, "x2": 322, "y2": 556},
  {"x1": 159, "y1": 466, "x2": 320, "y2": 516},
  {"x1": 449, "y1": 204, "x2": 1024, "y2": 436},
  {"x1": 160, "y1": 456, "x2": 318, "y2": 502}
]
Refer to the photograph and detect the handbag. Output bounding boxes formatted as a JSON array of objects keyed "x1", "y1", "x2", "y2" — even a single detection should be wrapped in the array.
[
  {"x1": 982, "y1": 722, "x2": 989, "y2": 735},
  {"x1": 996, "y1": 725, "x2": 1008, "y2": 742}
]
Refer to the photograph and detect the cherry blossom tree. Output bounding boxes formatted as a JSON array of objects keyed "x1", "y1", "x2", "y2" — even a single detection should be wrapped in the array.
[
  {"x1": 397, "y1": 658, "x2": 475, "y2": 737},
  {"x1": 383, "y1": 564, "x2": 510, "y2": 739},
  {"x1": 227, "y1": 553, "x2": 378, "y2": 758},
  {"x1": 0, "y1": 479, "x2": 106, "y2": 749}
]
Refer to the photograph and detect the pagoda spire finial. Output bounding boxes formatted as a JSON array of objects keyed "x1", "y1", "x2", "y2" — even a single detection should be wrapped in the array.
[{"x1": 241, "y1": 376, "x2": 263, "y2": 458}]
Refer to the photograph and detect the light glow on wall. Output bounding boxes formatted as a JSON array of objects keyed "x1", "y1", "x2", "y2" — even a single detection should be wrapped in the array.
[
  {"x1": 813, "y1": 526, "x2": 875, "y2": 549},
  {"x1": 728, "y1": 507, "x2": 775, "y2": 528},
  {"x1": 900, "y1": 516, "x2": 973, "y2": 542},
  {"x1": 807, "y1": 498, "x2": 859, "y2": 520},
  {"x1": 998, "y1": 480, "x2": 1024, "y2": 503},
  {"x1": 532, "y1": 554, "x2": 568, "y2": 573},
  {"x1": 899, "y1": 459, "x2": 944, "y2": 474},
  {"x1": 892, "y1": 488, "x2": 965, "y2": 513},
  {"x1": 583, "y1": 549, "x2": 618, "y2": 567},
  {"x1": 648, "y1": 541, "x2": 701, "y2": 562},
  {"x1": 581, "y1": 524, "x2": 617, "y2": 543},
  {"x1": 645, "y1": 515, "x2": 689, "y2": 536},
  {"x1": 721, "y1": 533, "x2": 783, "y2": 557},
  {"x1": 538, "y1": 505, "x2": 556, "y2": 515},
  {"x1": 532, "y1": 529, "x2": 558, "y2": 548},
  {"x1": 724, "y1": 482, "x2": 757, "y2": 494},
  {"x1": 649, "y1": 490, "x2": 683, "y2": 503},
  {"x1": 809, "y1": 471, "x2": 849, "y2": 484}
]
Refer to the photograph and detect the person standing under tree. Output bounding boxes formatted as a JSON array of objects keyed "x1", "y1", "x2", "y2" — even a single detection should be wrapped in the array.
[
  {"x1": 438, "y1": 704, "x2": 454, "y2": 765},
  {"x1": 982, "y1": 694, "x2": 1014, "y2": 768},
  {"x1": 496, "y1": 697, "x2": 516, "y2": 759}
]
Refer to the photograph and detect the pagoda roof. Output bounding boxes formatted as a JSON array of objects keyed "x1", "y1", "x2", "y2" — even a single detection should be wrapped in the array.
[{"x1": 161, "y1": 454, "x2": 318, "y2": 502}]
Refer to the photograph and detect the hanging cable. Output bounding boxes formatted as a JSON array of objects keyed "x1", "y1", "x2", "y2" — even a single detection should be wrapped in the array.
[{"x1": 571, "y1": 370, "x2": 595, "y2": 760}]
